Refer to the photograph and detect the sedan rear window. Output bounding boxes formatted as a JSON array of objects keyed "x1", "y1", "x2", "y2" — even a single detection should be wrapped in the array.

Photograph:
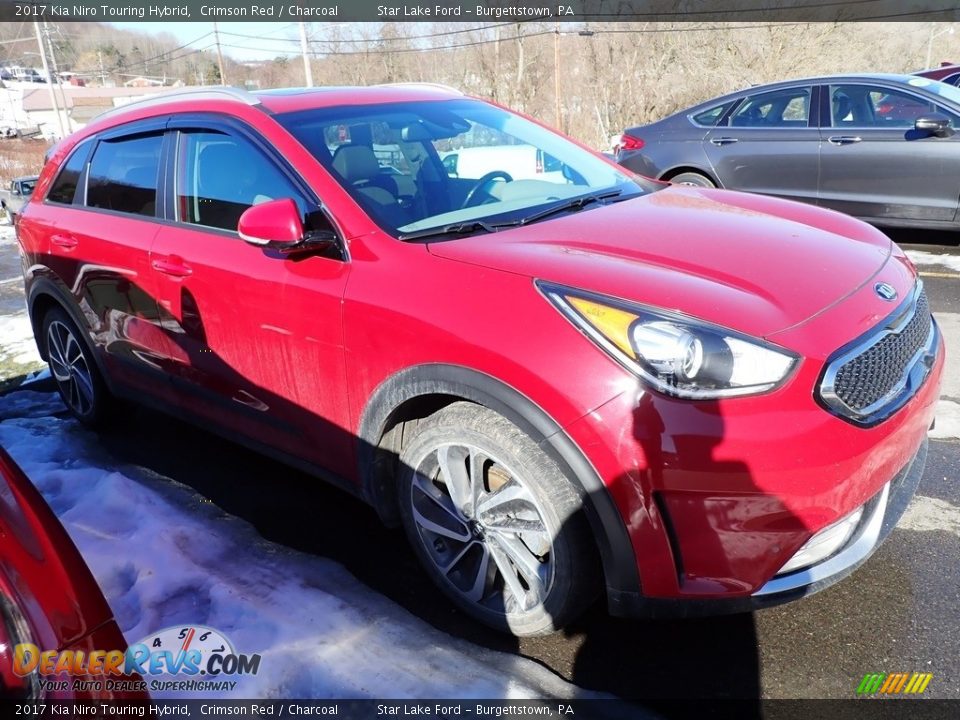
[{"x1": 691, "y1": 102, "x2": 734, "y2": 127}]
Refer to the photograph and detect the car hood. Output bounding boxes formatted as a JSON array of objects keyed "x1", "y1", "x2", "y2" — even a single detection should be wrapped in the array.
[{"x1": 426, "y1": 185, "x2": 894, "y2": 339}]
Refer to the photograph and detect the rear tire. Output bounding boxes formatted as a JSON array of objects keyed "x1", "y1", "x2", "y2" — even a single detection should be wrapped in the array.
[
  {"x1": 669, "y1": 171, "x2": 716, "y2": 188},
  {"x1": 397, "y1": 402, "x2": 599, "y2": 636},
  {"x1": 42, "y1": 307, "x2": 115, "y2": 428}
]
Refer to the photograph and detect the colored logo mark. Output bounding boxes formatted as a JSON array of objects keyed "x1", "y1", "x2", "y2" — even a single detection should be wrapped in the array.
[{"x1": 857, "y1": 672, "x2": 933, "y2": 696}]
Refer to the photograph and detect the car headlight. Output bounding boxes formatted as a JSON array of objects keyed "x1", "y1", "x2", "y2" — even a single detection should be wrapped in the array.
[{"x1": 540, "y1": 283, "x2": 798, "y2": 399}]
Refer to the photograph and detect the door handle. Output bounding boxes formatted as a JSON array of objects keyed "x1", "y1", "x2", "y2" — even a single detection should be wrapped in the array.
[
  {"x1": 827, "y1": 135, "x2": 862, "y2": 145},
  {"x1": 50, "y1": 233, "x2": 78, "y2": 250},
  {"x1": 151, "y1": 255, "x2": 193, "y2": 278},
  {"x1": 710, "y1": 137, "x2": 739, "y2": 146}
]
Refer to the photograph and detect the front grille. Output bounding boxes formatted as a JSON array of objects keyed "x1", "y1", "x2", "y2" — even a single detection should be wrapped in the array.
[{"x1": 819, "y1": 285, "x2": 937, "y2": 425}]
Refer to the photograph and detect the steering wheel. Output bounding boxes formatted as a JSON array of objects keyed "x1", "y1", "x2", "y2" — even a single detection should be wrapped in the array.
[{"x1": 461, "y1": 171, "x2": 514, "y2": 209}]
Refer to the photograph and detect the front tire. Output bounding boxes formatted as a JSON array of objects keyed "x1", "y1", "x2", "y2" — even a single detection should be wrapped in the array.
[
  {"x1": 42, "y1": 307, "x2": 114, "y2": 427},
  {"x1": 397, "y1": 402, "x2": 599, "y2": 636}
]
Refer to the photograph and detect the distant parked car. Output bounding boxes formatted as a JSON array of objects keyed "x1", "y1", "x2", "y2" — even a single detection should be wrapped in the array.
[
  {"x1": 0, "y1": 446, "x2": 144, "y2": 699},
  {"x1": 914, "y1": 62, "x2": 960, "y2": 86},
  {"x1": 617, "y1": 73, "x2": 960, "y2": 230},
  {"x1": 0, "y1": 175, "x2": 38, "y2": 223}
]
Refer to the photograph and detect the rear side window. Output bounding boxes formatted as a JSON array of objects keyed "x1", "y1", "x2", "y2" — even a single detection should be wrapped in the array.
[
  {"x1": 729, "y1": 87, "x2": 811, "y2": 127},
  {"x1": 46, "y1": 140, "x2": 92, "y2": 205},
  {"x1": 86, "y1": 134, "x2": 163, "y2": 217},
  {"x1": 691, "y1": 102, "x2": 734, "y2": 127}
]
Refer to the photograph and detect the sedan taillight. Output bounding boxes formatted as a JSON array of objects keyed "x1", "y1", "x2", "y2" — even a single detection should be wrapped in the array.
[{"x1": 618, "y1": 134, "x2": 645, "y2": 152}]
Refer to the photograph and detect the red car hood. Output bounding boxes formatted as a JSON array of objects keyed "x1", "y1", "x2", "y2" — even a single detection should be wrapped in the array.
[{"x1": 427, "y1": 185, "x2": 894, "y2": 339}]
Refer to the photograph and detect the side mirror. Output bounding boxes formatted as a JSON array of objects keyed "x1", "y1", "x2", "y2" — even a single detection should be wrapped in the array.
[
  {"x1": 239, "y1": 198, "x2": 304, "y2": 249},
  {"x1": 914, "y1": 112, "x2": 953, "y2": 137}
]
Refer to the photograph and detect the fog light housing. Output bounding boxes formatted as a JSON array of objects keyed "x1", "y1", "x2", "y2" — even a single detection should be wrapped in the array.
[{"x1": 776, "y1": 506, "x2": 864, "y2": 576}]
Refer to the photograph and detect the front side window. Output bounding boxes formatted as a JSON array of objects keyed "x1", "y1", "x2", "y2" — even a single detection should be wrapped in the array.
[
  {"x1": 176, "y1": 131, "x2": 306, "y2": 232},
  {"x1": 277, "y1": 98, "x2": 652, "y2": 238},
  {"x1": 86, "y1": 134, "x2": 162, "y2": 217},
  {"x1": 829, "y1": 84, "x2": 952, "y2": 127},
  {"x1": 46, "y1": 140, "x2": 92, "y2": 205}
]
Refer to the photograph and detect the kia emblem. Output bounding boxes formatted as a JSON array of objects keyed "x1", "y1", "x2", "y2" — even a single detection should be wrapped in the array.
[{"x1": 874, "y1": 282, "x2": 898, "y2": 301}]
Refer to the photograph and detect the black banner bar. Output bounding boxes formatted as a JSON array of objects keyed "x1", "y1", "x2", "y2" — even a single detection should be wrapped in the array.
[
  {"x1": 2, "y1": 0, "x2": 960, "y2": 23},
  {"x1": 2, "y1": 700, "x2": 960, "y2": 720}
]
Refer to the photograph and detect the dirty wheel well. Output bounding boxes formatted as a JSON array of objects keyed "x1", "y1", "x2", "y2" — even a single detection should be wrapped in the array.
[{"x1": 369, "y1": 393, "x2": 471, "y2": 526}]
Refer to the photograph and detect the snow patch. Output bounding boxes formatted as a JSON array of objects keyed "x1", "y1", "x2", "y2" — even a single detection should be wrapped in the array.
[
  {"x1": 930, "y1": 400, "x2": 960, "y2": 441},
  {"x1": 906, "y1": 249, "x2": 960, "y2": 273},
  {"x1": 0, "y1": 390, "x2": 596, "y2": 701},
  {"x1": 0, "y1": 310, "x2": 42, "y2": 367},
  {"x1": 899, "y1": 495, "x2": 960, "y2": 537}
]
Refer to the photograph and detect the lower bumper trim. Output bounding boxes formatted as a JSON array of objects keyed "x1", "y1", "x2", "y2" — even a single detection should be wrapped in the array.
[{"x1": 606, "y1": 437, "x2": 927, "y2": 618}]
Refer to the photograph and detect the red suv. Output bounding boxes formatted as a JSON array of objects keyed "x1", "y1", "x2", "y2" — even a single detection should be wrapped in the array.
[{"x1": 16, "y1": 85, "x2": 943, "y2": 636}]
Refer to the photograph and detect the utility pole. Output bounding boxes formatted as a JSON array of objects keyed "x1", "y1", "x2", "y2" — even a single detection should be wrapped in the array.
[
  {"x1": 299, "y1": 22, "x2": 314, "y2": 87},
  {"x1": 43, "y1": 23, "x2": 70, "y2": 132},
  {"x1": 212, "y1": 22, "x2": 227, "y2": 85},
  {"x1": 553, "y1": 21, "x2": 561, "y2": 132},
  {"x1": 33, "y1": 21, "x2": 65, "y2": 139},
  {"x1": 97, "y1": 49, "x2": 107, "y2": 86}
]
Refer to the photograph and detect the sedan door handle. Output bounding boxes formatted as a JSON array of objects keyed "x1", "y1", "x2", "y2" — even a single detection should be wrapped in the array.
[
  {"x1": 151, "y1": 255, "x2": 193, "y2": 278},
  {"x1": 710, "y1": 137, "x2": 739, "y2": 146},
  {"x1": 827, "y1": 135, "x2": 862, "y2": 145},
  {"x1": 50, "y1": 233, "x2": 78, "y2": 250}
]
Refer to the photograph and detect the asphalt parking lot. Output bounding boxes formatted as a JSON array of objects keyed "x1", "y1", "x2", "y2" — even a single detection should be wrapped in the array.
[{"x1": 0, "y1": 231, "x2": 958, "y2": 705}]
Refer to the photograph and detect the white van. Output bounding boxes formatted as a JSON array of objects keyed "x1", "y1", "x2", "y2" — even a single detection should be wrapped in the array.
[{"x1": 439, "y1": 144, "x2": 567, "y2": 183}]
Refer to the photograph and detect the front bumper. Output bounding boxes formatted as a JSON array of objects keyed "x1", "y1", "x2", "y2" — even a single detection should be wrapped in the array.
[{"x1": 603, "y1": 429, "x2": 929, "y2": 619}]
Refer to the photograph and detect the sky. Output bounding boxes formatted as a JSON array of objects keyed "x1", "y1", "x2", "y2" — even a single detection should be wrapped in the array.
[{"x1": 110, "y1": 22, "x2": 310, "y2": 62}]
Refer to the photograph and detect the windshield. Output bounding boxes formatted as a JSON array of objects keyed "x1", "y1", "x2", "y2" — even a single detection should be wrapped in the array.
[
  {"x1": 903, "y1": 75, "x2": 960, "y2": 105},
  {"x1": 276, "y1": 99, "x2": 653, "y2": 239}
]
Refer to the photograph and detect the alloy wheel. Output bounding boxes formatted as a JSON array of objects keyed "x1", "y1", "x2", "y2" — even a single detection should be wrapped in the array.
[
  {"x1": 409, "y1": 443, "x2": 555, "y2": 614},
  {"x1": 46, "y1": 320, "x2": 95, "y2": 417}
]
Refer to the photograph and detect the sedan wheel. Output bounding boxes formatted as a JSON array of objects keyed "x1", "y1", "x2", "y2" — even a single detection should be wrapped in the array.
[
  {"x1": 669, "y1": 171, "x2": 716, "y2": 188},
  {"x1": 398, "y1": 402, "x2": 598, "y2": 636}
]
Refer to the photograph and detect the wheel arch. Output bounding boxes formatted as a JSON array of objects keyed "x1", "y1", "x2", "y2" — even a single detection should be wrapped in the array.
[
  {"x1": 27, "y1": 278, "x2": 116, "y2": 394},
  {"x1": 358, "y1": 363, "x2": 641, "y2": 599}
]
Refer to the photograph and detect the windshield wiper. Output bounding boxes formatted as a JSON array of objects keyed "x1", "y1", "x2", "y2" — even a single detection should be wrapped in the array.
[
  {"x1": 397, "y1": 190, "x2": 624, "y2": 241},
  {"x1": 510, "y1": 189, "x2": 623, "y2": 226},
  {"x1": 398, "y1": 219, "x2": 503, "y2": 241}
]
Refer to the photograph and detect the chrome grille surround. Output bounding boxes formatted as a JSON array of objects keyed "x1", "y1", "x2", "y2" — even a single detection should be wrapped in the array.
[{"x1": 818, "y1": 282, "x2": 939, "y2": 426}]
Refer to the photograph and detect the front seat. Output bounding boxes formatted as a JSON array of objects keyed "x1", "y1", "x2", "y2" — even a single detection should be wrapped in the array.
[
  {"x1": 332, "y1": 145, "x2": 408, "y2": 227},
  {"x1": 832, "y1": 93, "x2": 852, "y2": 125}
]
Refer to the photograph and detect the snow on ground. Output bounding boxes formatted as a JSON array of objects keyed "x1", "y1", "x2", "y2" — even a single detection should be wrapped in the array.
[
  {"x1": 906, "y1": 249, "x2": 960, "y2": 273},
  {"x1": 0, "y1": 310, "x2": 42, "y2": 366},
  {"x1": 0, "y1": 389, "x2": 598, "y2": 701},
  {"x1": 930, "y1": 400, "x2": 960, "y2": 441}
]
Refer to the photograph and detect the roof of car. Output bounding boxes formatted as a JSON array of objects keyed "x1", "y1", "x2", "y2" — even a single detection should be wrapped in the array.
[
  {"x1": 91, "y1": 83, "x2": 465, "y2": 125},
  {"x1": 690, "y1": 73, "x2": 948, "y2": 110}
]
